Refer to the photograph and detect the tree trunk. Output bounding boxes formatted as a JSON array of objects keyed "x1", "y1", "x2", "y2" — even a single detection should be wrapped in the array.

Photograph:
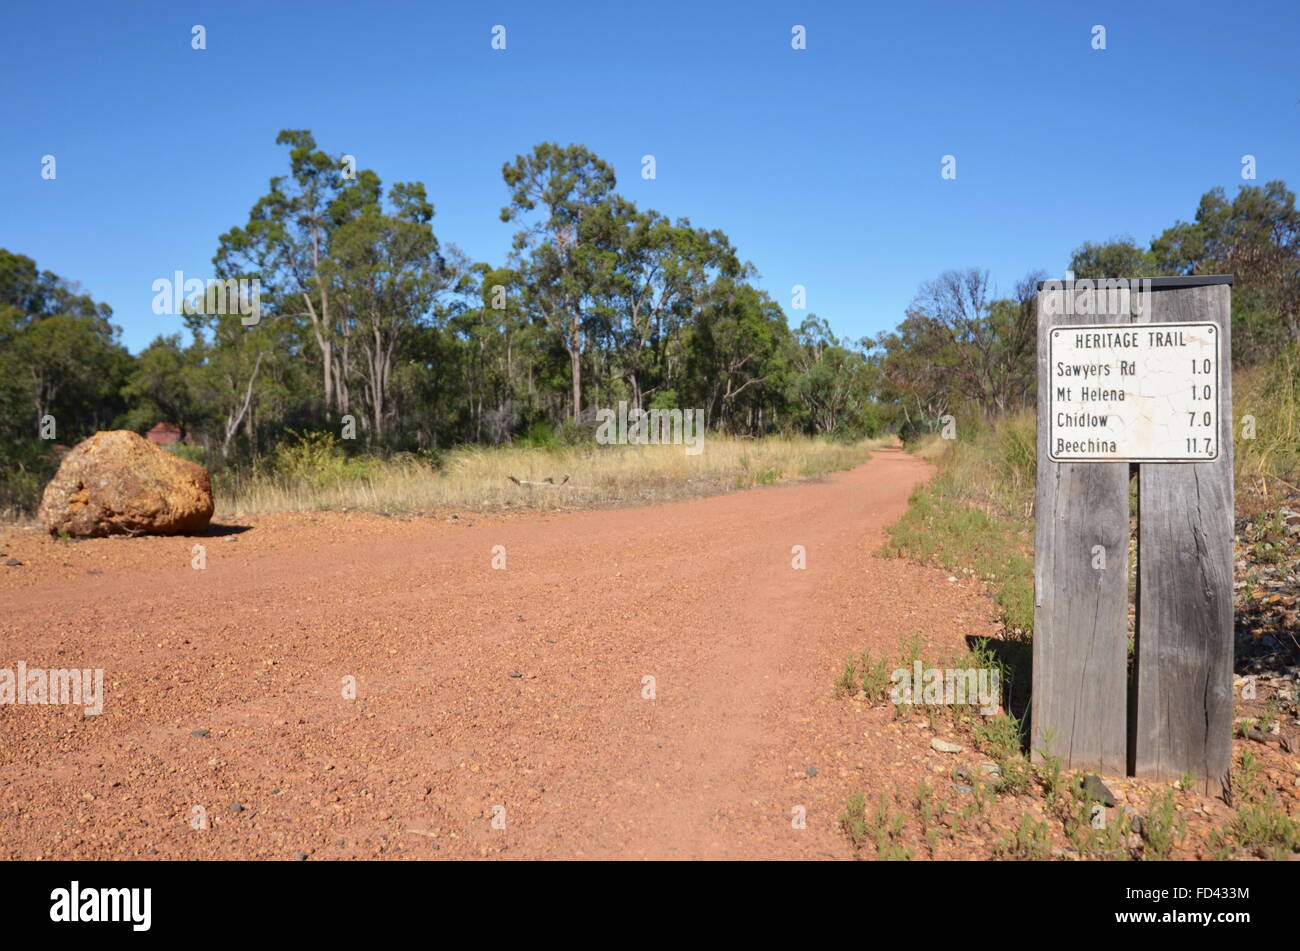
[{"x1": 569, "y1": 342, "x2": 581, "y2": 423}]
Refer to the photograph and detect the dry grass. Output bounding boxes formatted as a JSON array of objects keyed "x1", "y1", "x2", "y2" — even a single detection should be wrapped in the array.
[
  {"x1": 1234, "y1": 351, "x2": 1300, "y2": 513},
  {"x1": 213, "y1": 435, "x2": 889, "y2": 518},
  {"x1": 913, "y1": 413, "x2": 1037, "y2": 521}
]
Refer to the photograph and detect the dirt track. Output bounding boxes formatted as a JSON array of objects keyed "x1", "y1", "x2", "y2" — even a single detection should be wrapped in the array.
[{"x1": 0, "y1": 447, "x2": 1000, "y2": 859}]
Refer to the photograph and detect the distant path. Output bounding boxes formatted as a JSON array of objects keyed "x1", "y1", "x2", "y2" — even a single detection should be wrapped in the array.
[{"x1": 0, "y1": 448, "x2": 1000, "y2": 859}]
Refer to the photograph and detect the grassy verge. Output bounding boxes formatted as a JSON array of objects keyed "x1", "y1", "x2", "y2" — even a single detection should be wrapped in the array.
[
  {"x1": 880, "y1": 413, "x2": 1036, "y2": 639},
  {"x1": 212, "y1": 432, "x2": 889, "y2": 518},
  {"x1": 864, "y1": 357, "x2": 1300, "y2": 860},
  {"x1": 832, "y1": 632, "x2": 1300, "y2": 861},
  {"x1": 1235, "y1": 348, "x2": 1300, "y2": 513}
]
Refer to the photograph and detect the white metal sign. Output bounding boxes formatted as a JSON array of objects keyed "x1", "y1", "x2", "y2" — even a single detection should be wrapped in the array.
[{"x1": 1048, "y1": 321, "x2": 1220, "y2": 462}]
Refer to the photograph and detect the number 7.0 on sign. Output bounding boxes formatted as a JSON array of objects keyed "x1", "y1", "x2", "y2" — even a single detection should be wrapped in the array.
[{"x1": 1047, "y1": 321, "x2": 1220, "y2": 462}]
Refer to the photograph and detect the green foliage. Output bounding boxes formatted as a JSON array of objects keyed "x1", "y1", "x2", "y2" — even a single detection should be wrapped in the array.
[
  {"x1": 0, "y1": 248, "x2": 132, "y2": 515},
  {"x1": 0, "y1": 440, "x2": 58, "y2": 518},
  {"x1": 884, "y1": 491, "x2": 1034, "y2": 638},
  {"x1": 1140, "y1": 791, "x2": 1186, "y2": 861},
  {"x1": 4, "y1": 158, "x2": 1298, "y2": 531},
  {"x1": 841, "y1": 793, "x2": 914, "y2": 861},
  {"x1": 1238, "y1": 344, "x2": 1300, "y2": 497},
  {"x1": 1069, "y1": 236, "x2": 1157, "y2": 280},
  {"x1": 858, "y1": 649, "x2": 891, "y2": 701},
  {"x1": 835, "y1": 656, "x2": 858, "y2": 696},
  {"x1": 1067, "y1": 783, "x2": 1133, "y2": 861},
  {"x1": 1223, "y1": 794, "x2": 1300, "y2": 859},
  {"x1": 839, "y1": 793, "x2": 868, "y2": 848},
  {"x1": 973, "y1": 714, "x2": 1032, "y2": 795},
  {"x1": 266, "y1": 430, "x2": 376, "y2": 489},
  {"x1": 1150, "y1": 180, "x2": 1300, "y2": 365},
  {"x1": 163, "y1": 443, "x2": 207, "y2": 466},
  {"x1": 1033, "y1": 730, "x2": 1068, "y2": 806},
  {"x1": 994, "y1": 813, "x2": 1052, "y2": 860},
  {"x1": 875, "y1": 268, "x2": 1040, "y2": 432}
]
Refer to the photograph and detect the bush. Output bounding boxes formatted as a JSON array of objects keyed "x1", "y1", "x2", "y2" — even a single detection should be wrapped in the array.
[
  {"x1": 0, "y1": 440, "x2": 59, "y2": 518},
  {"x1": 266, "y1": 430, "x2": 376, "y2": 489},
  {"x1": 163, "y1": 443, "x2": 207, "y2": 466}
]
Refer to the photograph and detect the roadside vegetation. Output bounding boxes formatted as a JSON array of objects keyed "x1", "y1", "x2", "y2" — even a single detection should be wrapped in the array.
[
  {"x1": 880, "y1": 414, "x2": 1035, "y2": 639},
  {"x1": 857, "y1": 176, "x2": 1300, "y2": 860},
  {"x1": 1, "y1": 133, "x2": 890, "y2": 522},
  {"x1": 836, "y1": 633, "x2": 1300, "y2": 860},
  {"x1": 212, "y1": 430, "x2": 886, "y2": 517},
  {"x1": 863, "y1": 368, "x2": 1299, "y2": 859}
]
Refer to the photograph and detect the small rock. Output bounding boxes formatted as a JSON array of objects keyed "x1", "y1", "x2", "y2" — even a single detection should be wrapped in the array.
[
  {"x1": 4, "y1": 559, "x2": 21, "y2": 567},
  {"x1": 930, "y1": 738, "x2": 962, "y2": 754},
  {"x1": 230, "y1": 802, "x2": 245, "y2": 813},
  {"x1": 953, "y1": 784, "x2": 973, "y2": 795},
  {"x1": 509, "y1": 672, "x2": 522, "y2": 678},
  {"x1": 190, "y1": 729, "x2": 210, "y2": 738},
  {"x1": 1082, "y1": 774, "x2": 1116, "y2": 807},
  {"x1": 805, "y1": 766, "x2": 818, "y2": 778},
  {"x1": 976, "y1": 762, "x2": 1002, "y2": 778},
  {"x1": 293, "y1": 851, "x2": 308, "y2": 861}
]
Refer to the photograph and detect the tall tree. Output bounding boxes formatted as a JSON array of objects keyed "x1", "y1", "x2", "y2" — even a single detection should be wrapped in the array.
[
  {"x1": 500, "y1": 143, "x2": 616, "y2": 422},
  {"x1": 1152, "y1": 181, "x2": 1300, "y2": 359},
  {"x1": 326, "y1": 181, "x2": 453, "y2": 443},
  {"x1": 1069, "y1": 236, "x2": 1156, "y2": 279},
  {"x1": 216, "y1": 130, "x2": 375, "y2": 419}
]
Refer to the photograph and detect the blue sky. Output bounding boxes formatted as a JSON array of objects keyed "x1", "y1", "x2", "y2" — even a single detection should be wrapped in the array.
[{"x1": 2, "y1": 0, "x2": 1298, "y2": 354}]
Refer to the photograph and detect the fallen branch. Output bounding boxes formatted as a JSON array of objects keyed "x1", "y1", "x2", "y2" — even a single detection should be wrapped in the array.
[{"x1": 507, "y1": 475, "x2": 571, "y2": 487}]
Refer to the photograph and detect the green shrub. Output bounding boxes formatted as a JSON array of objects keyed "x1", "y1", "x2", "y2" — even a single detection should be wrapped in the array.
[
  {"x1": 267, "y1": 430, "x2": 376, "y2": 489},
  {"x1": 163, "y1": 443, "x2": 207, "y2": 466},
  {"x1": 0, "y1": 440, "x2": 59, "y2": 518},
  {"x1": 883, "y1": 491, "x2": 1034, "y2": 638}
]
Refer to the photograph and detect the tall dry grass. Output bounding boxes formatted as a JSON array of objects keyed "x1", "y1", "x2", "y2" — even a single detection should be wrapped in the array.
[
  {"x1": 213, "y1": 435, "x2": 889, "y2": 518},
  {"x1": 1234, "y1": 349, "x2": 1300, "y2": 511},
  {"x1": 910, "y1": 413, "x2": 1037, "y2": 521}
]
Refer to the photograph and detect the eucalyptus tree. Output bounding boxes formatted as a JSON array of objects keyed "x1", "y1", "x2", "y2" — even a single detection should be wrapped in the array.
[
  {"x1": 325, "y1": 181, "x2": 453, "y2": 444},
  {"x1": 215, "y1": 130, "x2": 378, "y2": 420},
  {"x1": 601, "y1": 200, "x2": 743, "y2": 411},
  {"x1": 500, "y1": 143, "x2": 616, "y2": 422},
  {"x1": 685, "y1": 278, "x2": 792, "y2": 434},
  {"x1": 1151, "y1": 181, "x2": 1300, "y2": 360}
]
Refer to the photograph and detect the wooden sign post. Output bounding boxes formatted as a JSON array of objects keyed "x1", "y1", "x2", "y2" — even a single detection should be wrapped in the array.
[{"x1": 1032, "y1": 276, "x2": 1234, "y2": 795}]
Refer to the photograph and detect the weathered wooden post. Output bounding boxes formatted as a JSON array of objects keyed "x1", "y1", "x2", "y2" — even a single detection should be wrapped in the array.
[{"x1": 1033, "y1": 276, "x2": 1234, "y2": 795}]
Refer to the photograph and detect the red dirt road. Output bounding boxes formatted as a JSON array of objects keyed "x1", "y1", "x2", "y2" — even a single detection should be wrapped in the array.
[{"x1": 0, "y1": 448, "x2": 999, "y2": 860}]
